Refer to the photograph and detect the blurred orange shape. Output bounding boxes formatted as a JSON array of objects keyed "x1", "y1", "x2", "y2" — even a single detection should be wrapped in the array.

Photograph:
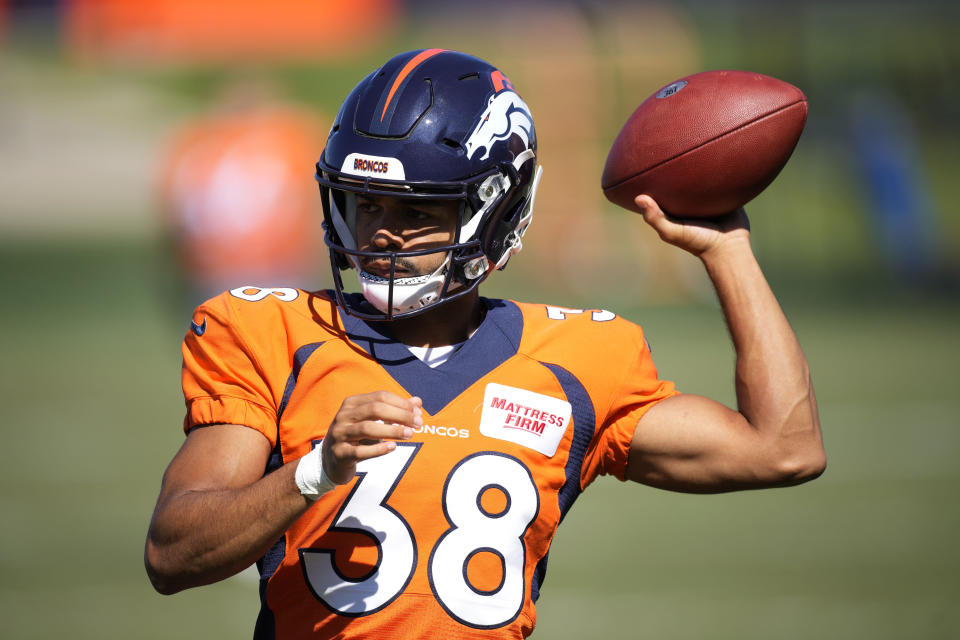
[{"x1": 64, "y1": 0, "x2": 400, "y2": 63}]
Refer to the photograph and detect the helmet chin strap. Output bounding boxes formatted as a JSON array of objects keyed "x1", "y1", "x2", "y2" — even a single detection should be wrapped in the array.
[{"x1": 358, "y1": 254, "x2": 452, "y2": 315}]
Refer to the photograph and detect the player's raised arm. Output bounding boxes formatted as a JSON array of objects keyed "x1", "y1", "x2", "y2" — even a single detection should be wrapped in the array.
[{"x1": 625, "y1": 196, "x2": 825, "y2": 492}]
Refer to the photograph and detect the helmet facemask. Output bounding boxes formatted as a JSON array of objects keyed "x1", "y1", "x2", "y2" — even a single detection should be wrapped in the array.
[
  {"x1": 319, "y1": 172, "x2": 494, "y2": 320},
  {"x1": 318, "y1": 151, "x2": 541, "y2": 321}
]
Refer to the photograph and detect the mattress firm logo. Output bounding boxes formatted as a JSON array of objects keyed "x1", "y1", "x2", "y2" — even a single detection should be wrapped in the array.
[
  {"x1": 488, "y1": 397, "x2": 566, "y2": 434},
  {"x1": 342, "y1": 153, "x2": 406, "y2": 180},
  {"x1": 479, "y1": 383, "x2": 571, "y2": 457}
]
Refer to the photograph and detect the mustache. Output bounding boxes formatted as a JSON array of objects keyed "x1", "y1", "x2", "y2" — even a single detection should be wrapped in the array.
[{"x1": 359, "y1": 255, "x2": 419, "y2": 273}]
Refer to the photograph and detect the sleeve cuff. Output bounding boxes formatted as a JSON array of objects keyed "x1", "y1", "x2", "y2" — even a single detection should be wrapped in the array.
[
  {"x1": 183, "y1": 396, "x2": 277, "y2": 447},
  {"x1": 605, "y1": 388, "x2": 681, "y2": 482}
]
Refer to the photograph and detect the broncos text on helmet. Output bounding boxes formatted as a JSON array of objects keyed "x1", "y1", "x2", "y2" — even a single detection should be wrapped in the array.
[{"x1": 316, "y1": 49, "x2": 542, "y2": 320}]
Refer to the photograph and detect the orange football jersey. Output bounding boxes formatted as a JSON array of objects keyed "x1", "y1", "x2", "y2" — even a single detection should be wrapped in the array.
[{"x1": 181, "y1": 287, "x2": 678, "y2": 639}]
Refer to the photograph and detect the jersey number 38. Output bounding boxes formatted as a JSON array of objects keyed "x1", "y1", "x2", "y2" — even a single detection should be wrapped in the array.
[{"x1": 299, "y1": 443, "x2": 540, "y2": 629}]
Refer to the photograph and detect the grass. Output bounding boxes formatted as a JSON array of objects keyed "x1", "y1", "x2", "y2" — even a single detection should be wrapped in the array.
[{"x1": 1, "y1": 241, "x2": 957, "y2": 639}]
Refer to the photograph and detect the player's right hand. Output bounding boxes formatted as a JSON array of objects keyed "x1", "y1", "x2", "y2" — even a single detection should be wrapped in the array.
[
  {"x1": 321, "y1": 391, "x2": 422, "y2": 485},
  {"x1": 635, "y1": 194, "x2": 751, "y2": 259}
]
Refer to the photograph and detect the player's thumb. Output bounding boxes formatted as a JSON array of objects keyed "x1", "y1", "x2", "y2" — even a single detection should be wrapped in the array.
[{"x1": 634, "y1": 194, "x2": 669, "y2": 235}]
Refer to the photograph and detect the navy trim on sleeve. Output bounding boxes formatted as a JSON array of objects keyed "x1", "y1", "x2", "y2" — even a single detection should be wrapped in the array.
[
  {"x1": 278, "y1": 342, "x2": 327, "y2": 421},
  {"x1": 530, "y1": 361, "x2": 596, "y2": 603},
  {"x1": 254, "y1": 341, "x2": 326, "y2": 640}
]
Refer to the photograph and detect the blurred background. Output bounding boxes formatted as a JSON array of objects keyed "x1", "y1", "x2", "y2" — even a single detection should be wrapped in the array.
[{"x1": 1, "y1": 0, "x2": 957, "y2": 638}]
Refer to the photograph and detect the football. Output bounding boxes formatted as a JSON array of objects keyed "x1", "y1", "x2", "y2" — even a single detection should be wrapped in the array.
[{"x1": 601, "y1": 70, "x2": 808, "y2": 217}]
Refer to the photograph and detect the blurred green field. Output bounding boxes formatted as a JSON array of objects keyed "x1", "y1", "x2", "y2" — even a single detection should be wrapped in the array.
[{"x1": 1, "y1": 241, "x2": 957, "y2": 639}]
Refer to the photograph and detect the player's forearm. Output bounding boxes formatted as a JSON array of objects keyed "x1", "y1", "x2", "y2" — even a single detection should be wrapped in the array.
[
  {"x1": 701, "y1": 239, "x2": 825, "y2": 481},
  {"x1": 145, "y1": 461, "x2": 309, "y2": 594}
]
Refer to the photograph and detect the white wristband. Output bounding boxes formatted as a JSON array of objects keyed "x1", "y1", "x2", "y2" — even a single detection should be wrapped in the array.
[{"x1": 295, "y1": 446, "x2": 336, "y2": 501}]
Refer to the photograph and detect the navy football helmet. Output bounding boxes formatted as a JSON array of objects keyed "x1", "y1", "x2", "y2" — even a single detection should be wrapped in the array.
[{"x1": 316, "y1": 49, "x2": 542, "y2": 320}]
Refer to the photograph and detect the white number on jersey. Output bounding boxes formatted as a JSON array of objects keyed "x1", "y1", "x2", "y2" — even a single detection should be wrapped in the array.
[
  {"x1": 544, "y1": 306, "x2": 616, "y2": 322},
  {"x1": 299, "y1": 445, "x2": 539, "y2": 628},
  {"x1": 300, "y1": 443, "x2": 419, "y2": 615},
  {"x1": 429, "y1": 452, "x2": 538, "y2": 627},
  {"x1": 229, "y1": 286, "x2": 299, "y2": 302}
]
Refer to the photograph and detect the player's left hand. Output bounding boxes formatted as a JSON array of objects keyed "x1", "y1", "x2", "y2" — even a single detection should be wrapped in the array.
[
  {"x1": 634, "y1": 194, "x2": 751, "y2": 260},
  {"x1": 321, "y1": 391, "x2": 422, "y2": 486}
]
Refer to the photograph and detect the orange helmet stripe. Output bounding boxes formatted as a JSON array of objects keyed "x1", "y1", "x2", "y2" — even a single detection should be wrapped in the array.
[
  {"x1": 491, "y1": 70, "x2": 514, "y2": 93},
  {"x1": 380, "y1": 48, "x2": 446, "y2": 122}
]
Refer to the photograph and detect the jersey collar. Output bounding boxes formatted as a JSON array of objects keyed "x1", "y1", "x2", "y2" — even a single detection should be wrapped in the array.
[{"x1": 337, "y1": 295, "x2": 523, "y2": 414}]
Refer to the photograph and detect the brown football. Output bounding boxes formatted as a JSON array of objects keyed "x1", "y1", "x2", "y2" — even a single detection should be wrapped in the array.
[{"x1": 601, "y1": 70, "x2": 808, "y2": 217}]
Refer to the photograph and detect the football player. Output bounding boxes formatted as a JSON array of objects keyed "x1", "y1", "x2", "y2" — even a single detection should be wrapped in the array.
[{"x1": 145, "y1": 49, "x2": 825, "y2": 639}]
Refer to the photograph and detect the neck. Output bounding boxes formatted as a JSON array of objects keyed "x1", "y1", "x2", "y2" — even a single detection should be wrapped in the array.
[{"x1": 390, "y1": 292, "x2": 484, "y2": 348}]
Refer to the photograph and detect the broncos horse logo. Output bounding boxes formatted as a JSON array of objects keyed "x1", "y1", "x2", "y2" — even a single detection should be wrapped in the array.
[{"x1": 464, "y1": 89, "x2": 534, "y2": 161}]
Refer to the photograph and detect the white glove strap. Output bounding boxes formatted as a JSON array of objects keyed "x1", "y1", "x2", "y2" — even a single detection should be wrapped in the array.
[{"x1": 295, "y1": 446, "x2": 336, "y2": 501}]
